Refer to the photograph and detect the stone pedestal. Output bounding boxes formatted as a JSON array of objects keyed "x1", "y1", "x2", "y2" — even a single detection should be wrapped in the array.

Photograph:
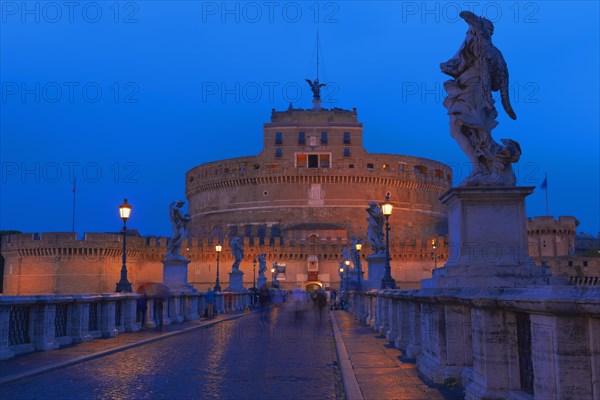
[
  {"x1": 257, "y1": 276, "x2": 267, "y2": 289},
  {"x1": 162, "y1": 257, "x2": 197, "y2": 292},
  {"x1": 225, "y1": 269, "x2": 246, "y2": 292},
  {"x1": 423, "y1": 187, "x2": 551, "y2": 288},
  {"x1": 365, "y1": 254, "x2": 386, "y2": 290}
]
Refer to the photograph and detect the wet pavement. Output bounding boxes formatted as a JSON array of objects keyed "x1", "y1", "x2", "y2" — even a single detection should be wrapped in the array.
[
  {"x1": 0, "y1": 304, "x2": 342, "y2": 400},
  {"x1": 332, "y1": 311, "x2": 465, "y2": 400}
]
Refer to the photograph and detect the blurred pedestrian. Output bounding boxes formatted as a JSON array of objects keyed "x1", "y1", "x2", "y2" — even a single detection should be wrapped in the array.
[
  {"x1": 137, "y1": 293, "x2": 148, "y2": 328},
  {"x1": 154, "y1": 298, "x2": 164, "y2": 331},
  {"x1": 313, "y1": 288, "x2": 327, "y2": 325},
  {"x1": 206, "y1": 286, "x2": 216, "y2": 318},
  {"x1": 259, "y1": 285, "x2": 271, "y2": 322}
]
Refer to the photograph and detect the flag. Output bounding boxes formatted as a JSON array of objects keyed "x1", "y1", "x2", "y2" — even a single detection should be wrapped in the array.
[{"x1": 540, "y1": 175, "x2": 547, "y2": 190}]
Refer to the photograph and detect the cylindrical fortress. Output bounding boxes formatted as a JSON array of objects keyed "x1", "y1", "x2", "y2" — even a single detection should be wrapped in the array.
[{"x1": 186, "y1": 107, "x2": 452, "y2": 242}]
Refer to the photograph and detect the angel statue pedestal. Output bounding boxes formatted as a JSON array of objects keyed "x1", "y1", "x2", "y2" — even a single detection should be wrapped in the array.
[
  {"x1": 226, "y1": 270, "x2": 246, "y2": 293},
  {"x1": 365, "y1": 253, "x2": 386, "y2": 291},
  {"x1": 162, "y1": 257, "x2": 197, "y2": 293},
  {"x1": 257, "y1": 276, "x2": 267, "y2": 289},
  {"x1": 422, "y1": 187, "x2": 552, "y2": 289}
]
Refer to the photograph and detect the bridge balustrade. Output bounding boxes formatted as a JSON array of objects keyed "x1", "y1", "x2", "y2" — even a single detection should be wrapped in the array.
[{"x1": 0, "y1": 291, "x2": 250, "y2": 360}]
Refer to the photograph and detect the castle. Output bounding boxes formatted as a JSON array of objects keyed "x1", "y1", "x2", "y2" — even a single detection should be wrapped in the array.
[
  {"x1": 2, "y1": 106, "x2": 597, "y2": 295},
  {"x1": 1, "y1": 105, "x2": 453, "y2": 295}
]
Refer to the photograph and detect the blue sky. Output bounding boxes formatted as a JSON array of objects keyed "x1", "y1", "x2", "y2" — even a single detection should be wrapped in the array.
[{"x1": 1, "y1": 1, "x2": 598, "y2": 237}]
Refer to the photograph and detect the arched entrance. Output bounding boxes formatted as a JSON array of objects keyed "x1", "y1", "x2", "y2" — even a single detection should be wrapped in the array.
[{"x1": 304, "y1": 281, "x2": 322, "y2": 293}]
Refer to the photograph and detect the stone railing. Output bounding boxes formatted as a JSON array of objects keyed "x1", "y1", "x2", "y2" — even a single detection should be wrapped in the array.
[
  {"x1": 0, "y1": 291, "x2": 251, "y2": 360},
  {"x1": 349, "y1": 287, "x2": 600, "y2": 400}
]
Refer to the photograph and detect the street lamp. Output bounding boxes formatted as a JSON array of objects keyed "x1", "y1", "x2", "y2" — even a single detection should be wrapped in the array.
[
  {"x1": 214, "y1": 244, "x2": 222, "y2": 292},
  {"x1": 271, "y1": 266, "x2": 276, "y2": 286},
  {"x1": 339, "y1": 266, "x2": 344, "y2": 291},
  {"x1": 344, "y1": 259, "x2": 351, "y2": 292},
  {"x1": 380, "y1": 194, "x2": 397, "y2": 289},
  {"x1": 116, "y1": 198, "x2": 132, "y2": 292},
  {"x1": 355, "y1": 242, "x2": 363, "y2": 291},
  {"x1": 431, "y1": 238, "x2": 438, "y2": 269},
  {"x1": 253, "y1": 257, "x2": 257, "y2": 290}
]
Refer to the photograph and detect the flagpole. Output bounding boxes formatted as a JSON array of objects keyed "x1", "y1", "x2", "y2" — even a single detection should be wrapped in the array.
[
  {"x1": 72, "y1": 177, "x2": 76, "y2": 233},
  {"x1": 544, "y1": 172, "x2": 549, "y2": 216}
]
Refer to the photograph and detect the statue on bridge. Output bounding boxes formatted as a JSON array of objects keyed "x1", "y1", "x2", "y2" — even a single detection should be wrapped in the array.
[
  {"x1": 366, "y1": 201, "x2": 385, "y2": 255},
  {"x1": 166, "y1": 200, "x2": 192, "y2": 260},
  {"x1": 440, "y1": 11, "x2": 521, "y2": 186},
  {"x1": 229, "y1": 236, "x2": 244, "y2": 271}
]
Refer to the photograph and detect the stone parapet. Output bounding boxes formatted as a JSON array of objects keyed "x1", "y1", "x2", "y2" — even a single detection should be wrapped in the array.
[
  {"x1": 0, "y1": 291, "x2": 250, "y2": 360},
  {"x1": 349, "y1": 287, "x2": 600, "y2": 400}
]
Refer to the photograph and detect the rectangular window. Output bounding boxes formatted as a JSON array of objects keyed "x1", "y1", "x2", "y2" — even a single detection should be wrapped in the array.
[
  {"x1": 319, "y1": 154, "x2": 330, "y2": 168},
  {"x1": 344, "y1": 148, "x2": 351, "y2": 157},
  {"x1": 343, "y1": 132, "x2": 351, "y2": 144},
  {"x1": 275, "y1": 132, "x2": 282, "y2": 145},
  {"x1": 398, "y1": 162, "x2": 406, "y2": 172},
  {"x1": 275, "y1": 148, "x2": 282, "y2": 157},
  {"x1": 321, "y1": 132, "x2": 328, "y2": 144},
  {"x1": 296, "y1": 153, "x2": 307, "y2": 167},
  {"x1": 298, "y1": 132, "x2": 305, "y2": 145},
  {"x1": 308, "y1": 154, "x2": 319, "y2": 168}
]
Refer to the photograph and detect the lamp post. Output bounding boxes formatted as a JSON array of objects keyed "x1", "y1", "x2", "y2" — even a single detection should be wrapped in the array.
[
  {"x1": 253, "y1": 257, "x2": 257, "y2": 290},
  {"x1": 344, "y1": 259, "x2": 351, "y2": 292},
  {"x1": 431, "y1": 238, "x2": 438, "y2": 269},
  {"x1": 271, "y1": 266, "x2": 276, "y2": 286},
  {"x1": 355, "y1": 242, "x2": 363, "y2": 291},
  {"x1": 339, "y1": 266, "x2": 344, "y2": 292},
  {"x1": 380, "y1": 194, "x2": 397, "y2": 289},
  {"x1": 116, "y1": 198, "x2": 132, "y2": 292},
  {"x1": 214, "y1": 244, "x2": 222, "y2": 292}
]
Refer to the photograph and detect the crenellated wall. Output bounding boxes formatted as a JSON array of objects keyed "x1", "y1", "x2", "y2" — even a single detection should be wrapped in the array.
[
  {"x1": 1, "y1": 232, "x2": 449, "y2": 295},
  {"x1": 527, "y1": 216, "x2": 578, "y2": 257}
]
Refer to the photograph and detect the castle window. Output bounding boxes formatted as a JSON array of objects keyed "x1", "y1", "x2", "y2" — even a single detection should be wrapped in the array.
[
  {"x1": 321, "y1": 132, "x2": 328, "y2": 144},
  {"x1": 367, "y1": 163, "x2": 374, "y2": 169},
  {"x1": 298, "y1": 132, "x2": 305, "y2": 145},
  {"x1": 398, "y1": 162, "x2": 406, "y2": 172},
  {"x1": 344, "y1": 148, "x2": 351, "y2": 157},
  {"x1": 275, "y1": 132, "x2": 282, "y2": 145},
  {"x1": 297, "y1": 152, "x2": 331, "y2": 168},
  {"x1": 413, "y1": 165, "x2": 427, "y2": 174},
  {"x1": 296, "y1": 153, "x2": 308, "y2": 167},
  {"x1": 349, "y1": 163, "x2": 355, "y2": 168},
  {"x1": 343, "y1": 132, "x2": 351, "y2": 144},
  {"x1": 434, "y1": 169, "x2": 444, "y2": 179},
  {"x1": 275, "y1": 148, "x2": 282, "y2": 157}
]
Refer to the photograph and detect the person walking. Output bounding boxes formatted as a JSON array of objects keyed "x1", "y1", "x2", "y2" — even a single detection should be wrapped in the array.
[
  {"x1": 313, "y1": 288, "x2": 327, "y2": 325},
  {"x1": 258, "y1": 285, "x2": 271, "y2": 322},
  {"x1": 205, "y1": 286, "x2": 216, "y2": 319}
]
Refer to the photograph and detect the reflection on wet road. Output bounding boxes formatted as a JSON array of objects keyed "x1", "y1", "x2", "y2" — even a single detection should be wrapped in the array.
[{"x1": 0, "y1": 303, "x2": 341, "y2": 400}]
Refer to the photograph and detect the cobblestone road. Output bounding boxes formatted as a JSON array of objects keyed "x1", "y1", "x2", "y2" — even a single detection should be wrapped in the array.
[{"x1": 0, "y1": 304, "x2": 342, "y2": 400}]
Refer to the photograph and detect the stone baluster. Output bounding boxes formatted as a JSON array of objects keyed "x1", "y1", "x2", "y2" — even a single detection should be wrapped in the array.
[
  {"x1": 405, "y1": 301, "x2": 421, "y2": 360},
  {"x1": 32, "y1": 302, "x2": 59, "y2": 352},
  {"x1": 386, "y1": 296, "x2": 400, "y2": 342},
  {"x1": 71, "y1": 296, "x2": 92, "y2": 343},
  {"x1": 123, "y1": 296, "x2": 139, "y2": 332},
  {"x1": 99, "y1": 299, "x2": 118, "y2": 338},
  {"x1": 0, "y1": 303, "x2": 14, "y2": 360}
]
